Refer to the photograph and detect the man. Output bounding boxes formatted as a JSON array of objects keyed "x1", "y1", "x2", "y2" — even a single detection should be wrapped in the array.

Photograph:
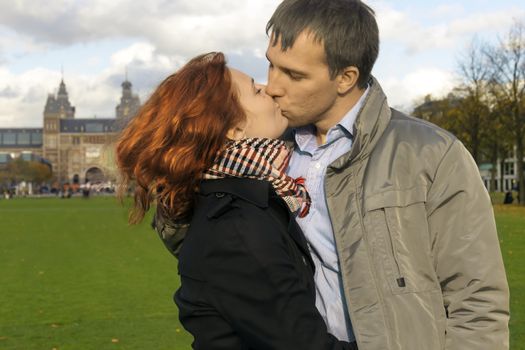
[{"x1": 263, "y1": 0, "x2": 509, "y2": 349}]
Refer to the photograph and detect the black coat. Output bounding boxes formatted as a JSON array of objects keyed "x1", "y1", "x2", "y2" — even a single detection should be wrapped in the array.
[{"x1": 174, "y1": 178, "x2": 354, "y2": 350}]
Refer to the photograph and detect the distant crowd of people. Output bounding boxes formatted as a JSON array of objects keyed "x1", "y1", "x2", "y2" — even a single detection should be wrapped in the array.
[{"x1": 1, "y1": 180, "x2": 116, "y2": 200}]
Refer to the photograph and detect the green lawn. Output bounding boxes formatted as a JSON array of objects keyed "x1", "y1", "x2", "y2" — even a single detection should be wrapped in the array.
[
  {"x1": 0, "y1": 197, "x2": 523, "y2": 349},
  {"x1": 0, "y1": 197, "x2": 193, "y2": 350},
  {"x1": 495, "y1": 204, "x2": 525, "y2": 349}
]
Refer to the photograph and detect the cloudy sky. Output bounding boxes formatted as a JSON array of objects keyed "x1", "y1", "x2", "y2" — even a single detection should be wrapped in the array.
[{"x1": 0, "y1": 0, "x2": 524, "y2": 127}]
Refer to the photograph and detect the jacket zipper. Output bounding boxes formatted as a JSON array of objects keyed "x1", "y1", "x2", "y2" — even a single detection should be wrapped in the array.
[{"x1": 384, "y1": 209, "x2": 406, "y2": 288}]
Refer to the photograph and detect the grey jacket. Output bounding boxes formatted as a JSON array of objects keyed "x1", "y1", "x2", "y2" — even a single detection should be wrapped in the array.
[{"x1": 153, "y1": 77, "x2": 510, "y2": 350}]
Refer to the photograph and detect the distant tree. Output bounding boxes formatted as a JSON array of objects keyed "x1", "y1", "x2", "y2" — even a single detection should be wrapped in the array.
[
  {"x1": 27, "y1": 162, "x2": 52, "y2": 184},
  {"x1": 413, "y1": 93, "x2": 471, "y2": 151},
  {"x1": 455, "y1": 38, "x2": 493, "y2": 164},
  {"x1": 0, "y1": 168, "x2": 9, "y2": 190},
  {"x1": 4, "y1": 158, "x2": 52, "y2": 186},
  {"x1": 485, "y1": 20, "x2": 525, "y2": 205},
  {"x1": 413, "y1": 94, "x2": 458, "y2": 131},
  {"x1": 6, "y1": 158, "x2": 31, "y2": 183}
]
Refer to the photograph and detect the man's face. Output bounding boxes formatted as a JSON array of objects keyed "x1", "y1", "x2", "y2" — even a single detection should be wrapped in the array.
[{"x1": 266, "y1": 31, "x2": 340, "y2": 128}]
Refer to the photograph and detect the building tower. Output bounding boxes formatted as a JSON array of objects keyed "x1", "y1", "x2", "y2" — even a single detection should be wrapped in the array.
[
  {"x1": 43, "y1": 78, "x2": 76, "y2": 181},
  {"x1": 116, "y1": 71, "x2": 141, "y2": 121}
]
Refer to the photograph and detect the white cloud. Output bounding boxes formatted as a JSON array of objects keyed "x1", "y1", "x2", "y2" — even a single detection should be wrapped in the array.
[
  {"x1": 1, "y1": 0, "x2": 524, "y2": 127},
  {"x1": 447, "y1": 11, "x2": 524, "y2": 36},
  {"x1": 0, "y1": 0, "x2": 281, "y2": 57},
  {"x1": 374, "y1": 2, "x2": 525, "y2": 54},
  {"x1": 0, "y1": 41, "x2": 186, "y2": 127},
  {"x1": 0, "y1": 0, "x2": 285, "y2": 127},
  {"x1": 432, "y1": 4, "x2": 465, "y2": 18},
  {"x1": 0, "y1": 67, "x2": 59, "y2": 127},
  {"x1": 381, "y1": 68, "x2": 458, "y2": 111}
]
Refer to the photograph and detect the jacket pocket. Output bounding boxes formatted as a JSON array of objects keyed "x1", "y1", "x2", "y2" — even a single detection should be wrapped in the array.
[{"x1": 365, "y1": 186, "x2": 440, "y2": 295}]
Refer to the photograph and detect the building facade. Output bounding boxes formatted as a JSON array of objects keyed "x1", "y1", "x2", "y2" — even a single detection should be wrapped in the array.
[
  {"x1": 0, "y1": 78, "x2": 140, "y2": 184},
  {"x1": 479, "y1": 149, "x2": 524, "y2": 193}
]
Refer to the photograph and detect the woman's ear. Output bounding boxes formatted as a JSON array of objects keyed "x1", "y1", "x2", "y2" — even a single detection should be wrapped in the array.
[
  {"x1": 226, "y1": 119, "x2": 247, "y2": 140},
  {"x1": 337, "y1": 66, "x2": 360, "y2": 95},
  {"x1": 226, "y1": 127, "x2": 245, "y2": 140}
]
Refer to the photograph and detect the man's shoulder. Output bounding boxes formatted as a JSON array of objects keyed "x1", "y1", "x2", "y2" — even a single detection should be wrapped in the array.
[
  {"x1": 386, "y1": 108, "x2": 458, "y2": 146},
  {"x1": 364, "y1": 107, "x2": 464, "y2": 177},
  {"x1": 390, "y1": 109, "x2": 455, "y2": 136}
]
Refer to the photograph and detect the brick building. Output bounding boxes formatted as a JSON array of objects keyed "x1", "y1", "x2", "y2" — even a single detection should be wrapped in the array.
[{"x1": 0, "y1": 77, "x2": 140, "y2": 184}]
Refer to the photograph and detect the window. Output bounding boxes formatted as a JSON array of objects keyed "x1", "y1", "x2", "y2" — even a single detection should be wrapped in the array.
[
  {"x1": 31, "y1": 133, "x2": 43, "y2": 145},
  {"x1": 86, "y1": 147, "x2": 100, "y2": 159},
  {"x1": 20, "y1": 153, "x2": 32, "y2": 161},
  {"x1": 2, "y1": 133, "x2": 15, "y2": 145},
  {"x1": 45, "y1": 135, "x2": 57, "y2": 148},
  {"x1": 85, "y1": 123, "x2": 103, "y2": 133},
  {"x1": 504, "y1": 162, "x2": 515, "y2": 176},
  {"x1": 17, "y1": 132, "x2": 30, "y2": 144}
]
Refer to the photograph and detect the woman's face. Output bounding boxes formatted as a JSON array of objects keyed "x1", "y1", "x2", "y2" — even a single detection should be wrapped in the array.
[{"x1": 229, "y1": 68, "x2": 288, "y2": 139}]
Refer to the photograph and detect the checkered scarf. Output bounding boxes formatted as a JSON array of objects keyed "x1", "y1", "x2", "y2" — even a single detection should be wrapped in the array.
[{"x1": 203, "y1": 138, "x2": 311, "y2": 217}]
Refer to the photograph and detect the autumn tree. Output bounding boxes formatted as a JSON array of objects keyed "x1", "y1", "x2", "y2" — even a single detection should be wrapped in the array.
[
  {"x1": 485, "y1": 20, "x2": 525, "y2": 204},
  {"x1": 454, "y1": 38, "x2": 493, "y2": 164},
  {"x1": 3, "y1": 158, "x2": 52, "y2": 186}
]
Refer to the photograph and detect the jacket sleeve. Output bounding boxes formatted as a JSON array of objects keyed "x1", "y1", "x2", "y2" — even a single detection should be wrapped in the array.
[
  {"x1": 201, "y1": 212, "x2": 354, "y2": 350},
  {"x1": 151, "y1": 204, "x2": 188, "y2": 258},
  {"x1": 426, "y1": 140, "x2": 510, "y2": 350}
]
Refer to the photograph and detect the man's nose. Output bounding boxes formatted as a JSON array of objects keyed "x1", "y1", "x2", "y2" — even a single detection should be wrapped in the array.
[{"x1": 266, "y1": 70, "x2": 284, "y2": 98}]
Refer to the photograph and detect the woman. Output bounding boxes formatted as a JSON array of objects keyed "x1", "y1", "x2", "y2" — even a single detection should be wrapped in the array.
[{"x1": 116, "y1": 52, "x2": 355, "y2": 349}]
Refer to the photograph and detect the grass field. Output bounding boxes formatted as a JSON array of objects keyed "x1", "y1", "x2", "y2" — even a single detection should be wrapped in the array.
[
  {"x1": 495, "y1": 203, "x2": 525, "y2": 349},
  {"x1": 0, "y1": 196, "x2": 523, "y2": 349},
  {"x1": 0, "y1": 197, "x2": 193, "y2": 350}
]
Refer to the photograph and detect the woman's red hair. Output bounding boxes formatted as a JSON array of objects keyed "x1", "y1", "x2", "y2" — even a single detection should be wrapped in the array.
[{"x1": 116, "y1": 52, "x2": 245, "y2": 224}]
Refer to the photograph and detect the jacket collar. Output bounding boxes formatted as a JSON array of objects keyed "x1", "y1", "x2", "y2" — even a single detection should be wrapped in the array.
[
  {"x1": 200, "y1": 177, "x2": 315, "y2": 272},
  {"x1": 329, "y1": 76, "x2": 392, "y2": 170},
  {"x1": 200, "y1": 178, "x2": 270, "y2": 208}
]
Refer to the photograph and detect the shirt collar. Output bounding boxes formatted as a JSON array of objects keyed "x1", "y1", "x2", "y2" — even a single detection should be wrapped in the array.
[
  {"x1": 336, "y1": 85, "x2": 370, "y2": 136},
  {"x1": 294, "y1": 85, "x2": 370, "y2": 152}
]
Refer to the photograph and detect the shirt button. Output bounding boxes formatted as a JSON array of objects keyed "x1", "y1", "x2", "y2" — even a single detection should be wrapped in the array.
[{"x1": 315, "y1": 163, "x2": 321, "y2": 169}]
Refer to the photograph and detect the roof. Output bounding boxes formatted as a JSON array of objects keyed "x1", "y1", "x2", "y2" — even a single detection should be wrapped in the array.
[
  {"x1": 59, "y1": 118, "x2": 121, "y2": 133},
  {"x1": 0, "y1": 128, "x2": 43, "y2": 148},
  {"x1": 478, "y1": 163, "x2": 494, "y2": 171}
]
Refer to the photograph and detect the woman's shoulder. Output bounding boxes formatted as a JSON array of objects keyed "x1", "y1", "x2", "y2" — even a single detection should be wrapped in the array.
[
  {"x1": 193, "y1": 185, "x2": 287, "y2": 242},
  {"x1": 184, "y1": 179, "x2": 289, "y2": 258}
]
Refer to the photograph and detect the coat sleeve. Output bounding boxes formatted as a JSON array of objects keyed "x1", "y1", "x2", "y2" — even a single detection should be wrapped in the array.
[
  {"x1": 201, "y1": 212, "x2": 354, "y2": 350},
  {"x1": 151, "y1": 204, "x2": 188, "y2": 258},
  {"x1": 426, "y1": 140, "x2": 510, "y2": 350}
]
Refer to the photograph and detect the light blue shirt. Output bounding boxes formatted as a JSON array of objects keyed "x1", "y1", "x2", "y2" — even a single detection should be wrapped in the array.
[{"x1": 287, "y1": 87, "x2": 369, "y2": 342}]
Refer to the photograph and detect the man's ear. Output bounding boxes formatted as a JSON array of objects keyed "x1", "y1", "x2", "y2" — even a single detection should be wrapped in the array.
[{"x1": 337, "y1": 66, "x2": 360, "y2": 95}]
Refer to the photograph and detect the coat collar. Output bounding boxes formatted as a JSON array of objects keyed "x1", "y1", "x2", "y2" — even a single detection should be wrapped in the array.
[
  {"x1": 200, "y1": 178, "x2": 270, "y2": 208},
  {"x1": 200, "y1": 178, "x2": 315, "y2": 272},
  {"x1": 329, "y1": 76, "x2": 392, "y2": 170}
]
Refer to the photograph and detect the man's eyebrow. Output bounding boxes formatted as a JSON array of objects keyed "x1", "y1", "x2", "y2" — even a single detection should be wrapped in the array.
[{"x1": 265, "y1": 53, "x2": 307, "y2": 76}]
